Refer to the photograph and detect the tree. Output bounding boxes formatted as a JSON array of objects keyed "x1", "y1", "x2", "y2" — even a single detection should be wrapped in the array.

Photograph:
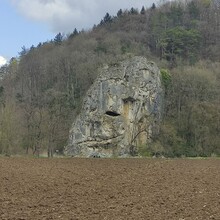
[
  {"x1": 117, "y1": 9, "x2": 123, "y2": 17},
  {"x1": 151, "y1": 3, "x2": 156, "y2": 10},
  {"x1": 19, "y1": 46, "x2": 29, "y2": 57},
  {"x1": 103, "y1": 13, "x2": 112, "y2": 23},
  {"x1": 140, "y1": 6, "x2": 146, "y2": 15},
  {"x1": 69, "y1": 28, "x2": 78, "y2": 39},
  {"x1": 54, "y1": 33, "x2": 63, "y2": 45},
  {"x1": 187, "y1": 1, "x2": 200, "y2": 19},
  {"x1": 0, "y1": 101, "x2": 20, "y2": 155},
  {"x1": 168, "y1": 4, "x2": 184, "y2": 26},
  {"x1": 161, "y1": 61, "x2": 220, "y2": 156},
  {"x1": 43, "y1": 89, "x2": 70, "y2": 157},
  {"x1": 130, "y1": 7, "x2": 138, "y2": 15},
  {"x1": 160, "y1": 27, "x2": 201, "y2": 65}
]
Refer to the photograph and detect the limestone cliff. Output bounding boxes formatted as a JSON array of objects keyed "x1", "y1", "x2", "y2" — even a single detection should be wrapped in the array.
[{"x1": 65, "y1": 56, "x2": 163, "y2": 157}]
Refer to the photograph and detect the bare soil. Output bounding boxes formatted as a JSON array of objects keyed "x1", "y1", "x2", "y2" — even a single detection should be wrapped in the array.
[{"x1": 1, "y1": 157, "x2": 220, "y2": 220}]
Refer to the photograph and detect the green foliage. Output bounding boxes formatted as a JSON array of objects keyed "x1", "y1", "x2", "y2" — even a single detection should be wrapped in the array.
[
  {"x1": 138, "y1": 145, "x2": 152, "y2": 157},
  {"x1": 187, "y1": 1, "x2": 200, "y2": 19},
  {"x1": 201, "y1": 0, "x2": 212, "y2": 8},
  {"x1": 19, "y1": 46, "x2": 28, "y2": 56},
  {"x1": 121, "y1": 41, "x2": 131, "y2": 54},
  {"x1": 54, "y1": 33, "x2": 63, "y2": 45},
  {"x1": 130, "y1": 7, "x2": 139, "y2": 15},
  {"x1": 151, "y1": 3, "x2": 156, "y2": 10},
  {"x1": 148, "y1": 0, "x2": 219, "y2": 64},
  {"x1": 160, "y1": 69, "x2": 171, "y2": 90},
  {"x1": 69, "y1": 28, "x2": 78, "y2": 39},
  {"x1": 95, "y1": 42, "x2": 107, "y2": 54},
  {"x1": 159, "y1": 61, "x2": 220, "y2": 157},
  {"x1": 160, "y1": 27, "x2": 201, "y2": 65},
  {"x1": 104, "y1": 13, "x2": 112, "y2": 23},
  {"x1": 168, "y1": 4, "x2": 184, "y2": 26},
  {"x1": 140, "y1": 6, "x2": 145, "y2": 15},
  {"x1": 100, "y1": 13, "x2": 112, "y2": 25},
  {"x1": 117, "y1": 9, "x2": 123, "y2": 17}
]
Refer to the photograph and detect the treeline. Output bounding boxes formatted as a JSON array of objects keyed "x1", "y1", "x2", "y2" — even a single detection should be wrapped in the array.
[
  {"x1": 158, "y1": 61, "x2": 220, "y2": 157},
  {"x1": 0, "y1": 0, "x2": 219, "y2": 157}
]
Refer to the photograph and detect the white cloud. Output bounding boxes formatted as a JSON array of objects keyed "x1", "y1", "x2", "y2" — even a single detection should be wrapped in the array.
[
  {"x1": 10, "y1": 0, "x2": 156, "y2": 33},
  {"x1": 0, "y1": 56, "x2": 7, "y2": 67}
]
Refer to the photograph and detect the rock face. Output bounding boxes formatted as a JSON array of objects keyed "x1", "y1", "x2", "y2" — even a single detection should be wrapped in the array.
[{"x1": 65, "y1": 56, "x2": 163, "y2": 157}]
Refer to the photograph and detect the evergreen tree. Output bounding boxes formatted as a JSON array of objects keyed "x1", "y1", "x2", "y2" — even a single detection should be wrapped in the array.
[
  {"x1": 54, "y1": 33, "x2": 63, "y2": 45},
  {"x1": 160, "y1": 27, "x2": 201, "y2": 65},
  {"x1": 30, "y1": 45, "x2": 35, "y2": 51},
  {"x1": 130, "y1": 7, "x2": 138, "y2": 15},
  {"x1": 140, "y1": 6, "x2": 145, "y2": 15},
  {"x1": 37, "y1": 43, "x2": 42, "y2": 48},
  {"x1": 169, "y1": 4, "x2": 184, "y2": 26},
  {"x1": 151, "y1": 3, "x2": 156, "y2": 10},
  {"x1": 117, "y1": 9, "x2": 123, "y2": 17},
  {"x1": 19, "y1": 46, "x2": 28, "y2": 56},
  {"x1": 103, "y1": 13, "x2": 112, "y2": 23},
  {"x1": 187, "y1": 1, "x2": 200, "y2": 19},
  {"x1": 69, "y1": 28, "x2": 79, "y2": 39}
]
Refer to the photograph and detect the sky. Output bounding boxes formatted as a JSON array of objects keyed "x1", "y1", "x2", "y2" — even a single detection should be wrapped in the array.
[{"x1": 0, "y1": 0, "x2": 158, "y2": 66}]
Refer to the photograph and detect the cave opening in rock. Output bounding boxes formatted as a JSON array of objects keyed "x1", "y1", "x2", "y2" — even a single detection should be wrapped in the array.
[{"x1": 105, "y1": 111, "x2": 120, "y2": 117}]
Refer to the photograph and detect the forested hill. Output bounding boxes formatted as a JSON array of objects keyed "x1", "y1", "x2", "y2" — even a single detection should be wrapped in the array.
[{"x1": 0, "y1": 0, "x2": 220, "y2": 157}]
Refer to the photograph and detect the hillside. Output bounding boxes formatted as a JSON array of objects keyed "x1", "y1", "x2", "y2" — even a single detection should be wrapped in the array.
[{"x1": 0, "y1": 0, "x2": 220, "y2": 157}]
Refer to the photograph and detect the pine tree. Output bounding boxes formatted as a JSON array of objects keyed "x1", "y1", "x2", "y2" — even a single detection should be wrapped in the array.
[
  {"x1": 54, "y1": 33, "x2": 63, "y2": 45},
  {"x1": 117, "y1": 9, "x2": 123, "y2": 17},
  {"x1": 151, "y1": 3, "x2": 156, "y2": 10},
  {"x1": 69, "y1": 28, "x2": 79, "y2": 39},
  {"x1": 103, "y1": 13, "x2": 112, "y2": 23},
  {"x1": 19, "y1": 46, "x2": 28, "y2": 56},
  {"x1": 140, "y1": 6, "x2": 145, "y2": 15},
  {"x1": 130, "y1": 7, "x2": 138, "y2": 15}
]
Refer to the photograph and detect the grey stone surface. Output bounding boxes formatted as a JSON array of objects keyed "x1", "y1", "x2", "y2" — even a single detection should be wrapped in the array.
[{"x1": 65, "y1": 56, "x2": 163, "y2": 157}]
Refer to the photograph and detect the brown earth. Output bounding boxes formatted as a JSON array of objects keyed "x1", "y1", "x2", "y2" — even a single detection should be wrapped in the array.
[{"x1": 1, "y1": 158, "x2": 220, "y2": 220}]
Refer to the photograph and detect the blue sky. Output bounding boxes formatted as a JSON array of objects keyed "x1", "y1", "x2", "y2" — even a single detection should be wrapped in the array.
[
  {"x1": 0, "y1": 0, "x2": 157, "y2": 65},
  {"x1": 0, "y1": 0, "x2": 54, "y2": 61}
]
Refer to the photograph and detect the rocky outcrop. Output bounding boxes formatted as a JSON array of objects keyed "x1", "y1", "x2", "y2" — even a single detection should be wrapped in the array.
[{"x1": 65, "y1": 56, "x2": 163, "y2": 157}]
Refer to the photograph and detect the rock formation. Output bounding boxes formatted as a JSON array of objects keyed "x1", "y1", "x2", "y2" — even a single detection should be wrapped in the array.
[{"x1": 65, "y1": 56, "x2": 163, "y2": 157}]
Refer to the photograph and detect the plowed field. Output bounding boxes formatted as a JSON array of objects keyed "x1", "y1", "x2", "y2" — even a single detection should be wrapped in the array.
[{"x1": 1, "y1": 158, "x2": 220, "y2": 220}]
